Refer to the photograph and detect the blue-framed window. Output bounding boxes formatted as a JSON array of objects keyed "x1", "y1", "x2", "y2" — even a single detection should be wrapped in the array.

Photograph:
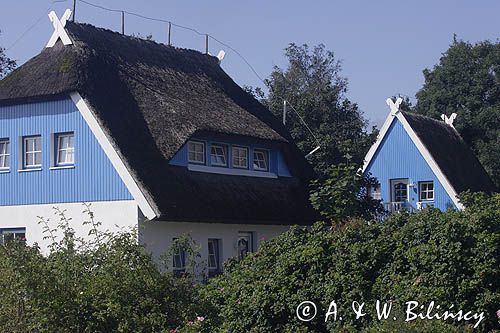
[
  {"x1": 232, "y1": 146, "x2": 248, "y2": 169},
  {"x1": 253, "y1": 149, "x2": 269, "y2": 172},
  {"x1": 0, "y1": 228, "x2": 26, "y2": 245},
  {"x1": 22, "y1": 135, "x2": 42, "y2": 169},
  {"x1": 188, "y1": 141, "x2": 205, "y2": 164},
  {"x1": 210, "y1": 144, "x2": 228, "y2": 167},
  {"x1": 55, "y1": 132, "x2": 75, "y2": 166},
  {"x1": 0, "y1": 139, "x2": 10, "y2": 171}
]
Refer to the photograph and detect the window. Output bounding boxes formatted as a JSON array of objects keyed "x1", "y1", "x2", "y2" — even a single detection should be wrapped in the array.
[
  {"x1": 208, "y1": 239, "x2": 221, "y2": 275},
  {"x1": 232, "y1": 146, "x2": 248, "y2": 169},
  {"x1": 188, "y1": 141, "x2": 205, "y2": 164},
  {"x1": 0, "y1": 228, "x2": 26, "y2": 245},
  {"x1": 253, "y1": 149, "x2": 268, "y2": 171},
  {"x1": 172, "y1": 238, "x2": 186, "y2": 273},
  {"x1": 237, "y1": 232, "x2": 254, "y2": 260},
  {"x1": 419, "y1": 182, "x2": 434, "y2": 201},
  {"x1": 369, "y1": 185, "x2": 381, "y2": 200},
  {"x1": 0, "y1": 139, "x2": 10, "y2": 170},
  {"x1": 210, "y1": 144, "x2": 228, "y2": 166},
  {"x1": 56, "y1": 133, "x2": 74, "y2": 166},
  {"x1": 23, "y1": 136, "x2": 42, "y2": 169}
]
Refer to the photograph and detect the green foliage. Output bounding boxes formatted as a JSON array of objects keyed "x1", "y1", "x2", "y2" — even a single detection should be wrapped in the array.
[
  {"x1": 199, "y1": 193, "x2": 500, "y2": 332},
  {"x1": 0, "y1": 207, "x2": 204, "y2": 333},
  {"x1": 0, "y1": 30, "x2": 16, "y2": 79},
  {"x1": 309, "y1": 163, "x2": 384, "y2": 222},
  {"x1": 262, "y1": 43, "x2": 375, "y2": 177},
  {"x1": 414, "y1": 38, "x2": 500, "y2": 187}
]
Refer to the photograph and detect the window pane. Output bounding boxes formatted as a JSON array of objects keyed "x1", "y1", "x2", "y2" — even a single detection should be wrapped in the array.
[
  {"x1": 58, "y1": 150, "x2": 67, "y2": 164},
  {"x1": 253, "y1": 150, "x2": 268, "y2": 171},
  {"x1": 210, "y1": 145, "x2": 227, "y2": 166},
  {"x1": 34, "y1": 137, "x2": 42, "y2": 151},
  {"x1": 26, "y1": 153, "x2": 34, "y2": 166}
]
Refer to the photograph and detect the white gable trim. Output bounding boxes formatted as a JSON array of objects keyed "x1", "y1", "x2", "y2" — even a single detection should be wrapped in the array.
[
  {"x1": 361, "y1": 110, "x2": 463, "y2": 210},
  {"x1": 70, "y1": 92, "x2": 158, "y2": 219}
]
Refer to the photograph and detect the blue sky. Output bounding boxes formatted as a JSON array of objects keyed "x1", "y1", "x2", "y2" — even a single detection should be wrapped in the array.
[{"x1": 1, "y1": 1, "x2": 499, "y2": 127}]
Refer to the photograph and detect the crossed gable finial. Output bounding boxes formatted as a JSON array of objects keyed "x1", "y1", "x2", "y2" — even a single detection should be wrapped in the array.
[
  {"x1": 46, "y1": 9, "x2": 73, "y2": 48},
  {"x1": 386, "y1": 97, "x2": 403, "y2": 115},
  {"x1": 441, "y1": 113, "x2": 457, "y2": 128}
]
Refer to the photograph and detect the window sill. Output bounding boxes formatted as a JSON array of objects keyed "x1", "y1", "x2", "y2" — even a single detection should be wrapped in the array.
[
  {"x1": 50, "y1": 165, "x2": 75, "y2": 170},
  {"x1": 0, "y1": 169, "x2": 10, "y2": 174},
  {"x1": 188, "y1": 164, "x2": 278, "y2": 178},
  {"x1": 18, "y1": 168, "x2": 42, "y2": 173}
]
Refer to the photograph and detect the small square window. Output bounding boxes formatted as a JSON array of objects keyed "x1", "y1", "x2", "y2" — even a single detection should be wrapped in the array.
[
  {"x1": 208, "y1": 239, "x2": 221, "y2": 275},
  {"x1": 419, "y1": 182, "x2": 434, "y2": 201},
  {"x1": 232, "y1": 146, "x2": 248, "y2": 169},
  {"x1": 188, "y1": 141, "x2": 205, "y2": 164},
  {"x1": 253, "y1": 149, "x2": 268, "y2": 171},
  {"x1": 23, "y1": 136, "x2": 42, "y2": 169},
  {"x1": 210, "y1": 144, "x2": 228, "y2": 167},
  {"x1": 56, "y1": 133, "x2": 75, "y2": 166},
  {"x1": 0, "y1": 139, "x2": 10, "y2": 170}
]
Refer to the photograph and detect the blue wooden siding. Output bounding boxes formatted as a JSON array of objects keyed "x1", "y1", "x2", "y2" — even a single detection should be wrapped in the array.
[
  {"x1": 366, "y1": 119, "x2": 456, "y2": 211},
  {"x1": 170, "y1": 138, "x2": 292, "y2": 177},
  {"x1": 0, "y1": 97, "x2": 133, "y2": 206}
]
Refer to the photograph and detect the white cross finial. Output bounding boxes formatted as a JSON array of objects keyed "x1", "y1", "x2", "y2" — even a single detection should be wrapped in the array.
[
  {"x1": 441, "y1": 113, "x2": 457, "y2": 128},
  {"x1": 46, "y1": 9, "x2": 73, "y2": 48},
  {"x1": 386, "y1": 97, "x2": 403, "y2": 115}
]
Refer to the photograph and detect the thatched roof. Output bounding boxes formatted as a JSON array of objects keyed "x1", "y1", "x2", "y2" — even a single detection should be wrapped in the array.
[
  {"x1": 0, "y1": 22, "x2": 318, "y2": 224},
  {"x1": 402, "y1": 112, "x2": 496, "y2": 194}
]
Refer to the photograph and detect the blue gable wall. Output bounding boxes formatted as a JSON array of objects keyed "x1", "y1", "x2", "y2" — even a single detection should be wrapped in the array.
[
  {"x1": 366, "y1": 118, "x2": 456, "y2": 211},
  {"x1": 170, "y1": 137, "x2": 292, "y2": 177},
  {"x1": 0, "y1": 97, "x2": 132, "y2": 206}
]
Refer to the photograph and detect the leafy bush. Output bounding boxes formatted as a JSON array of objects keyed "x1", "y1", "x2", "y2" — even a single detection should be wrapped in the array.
[
  {"x1": 0, "y1": 207, "x2": 205, "y2": 333},
  {"x1": 199, "y1": 192, "x2": 500, "y2": 332}
]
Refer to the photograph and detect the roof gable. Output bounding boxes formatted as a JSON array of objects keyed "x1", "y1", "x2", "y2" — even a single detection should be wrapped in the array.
[{"x1": 363, "y1": 107, "x2": 496, "y2": 209}]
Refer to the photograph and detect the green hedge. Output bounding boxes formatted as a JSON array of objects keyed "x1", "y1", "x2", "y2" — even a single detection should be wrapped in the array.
[{"x1": 199, "y1": 192, "x2": 500, "y2": 332}]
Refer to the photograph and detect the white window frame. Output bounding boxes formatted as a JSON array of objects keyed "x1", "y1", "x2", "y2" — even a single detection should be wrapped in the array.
[
  {"x1": 419, "y1": 181, "x2": 434, "y2": 201},
  {"x1": 237, "y1": 231, "x2": 254, "y2": 260},
  {"x1": 172, "y1": 240, "x2": 186, "y2": 272},
  {"x1": 55, "y1": 133, "x2": 75, "y2": 166},
  {"x1": 210, "y1": 144, "x2": 228, "y2": 167},
  {"x1": 208, "y1": 239, "x2": 221, "y2": 272},
  {"x1": 232, "y1": 146, "x2": 248, "y2": 169},
  {"x1": 253, "y1": 149, "x2": 269, "y2": 171},
  {"x1": 0, "y1": 139, "x2": 10, "y2": 171},
  {"x1": 23, "y1": 136, "x2": 42, "y2": 169},
  {"x1": 188, "y1": 141, "x2": 205, "y2": 164}
]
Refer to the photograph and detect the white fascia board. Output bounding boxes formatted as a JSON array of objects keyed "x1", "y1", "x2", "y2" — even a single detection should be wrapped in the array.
[
  {"x1": 361, "y1": 112, "x2": 397, "y2": 173},
  {"x1": 396, "y1": 113, "x2": 464, "y2": 210},
  {"x1": 70, "y1": 92, "x2": 158, "y2": 219}
]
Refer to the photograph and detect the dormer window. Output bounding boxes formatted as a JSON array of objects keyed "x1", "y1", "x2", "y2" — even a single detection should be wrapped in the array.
[
  {"x1": 253, "y1": 149, "x2": 269, "y2": 171},
  {"x1": 188, "y1": 141, "x2": 205, "y2": 164},
  {"x1": 210, "y1": 144, "x2": 228, "y2": 167},
  {"x1": 232, "y1": 146, "x2": 248, "y2": 169}
]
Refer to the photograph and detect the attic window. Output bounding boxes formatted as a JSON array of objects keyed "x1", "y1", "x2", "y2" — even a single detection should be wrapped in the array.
[
  {"x1": 23, "y1": 136, "x2": 42, "y2": 169},
  {"x1": 232, "y1": 146, "x2": 248, "y2": 169},
  {"x1": 188, "y1": 141, "x2": 205, "y2": 164},
  {"x1": 253, "y1": 149, "x2": 269, "y2": 171},
  {"x1": 210, "y1": 144, "x2": 228, "y2": 167},
  {"x1": 56, "y1": 133, "x2": 75, "y2": 166},
  {"x1": 419, "y1": 182, "x2": 434, "y2": 201}
]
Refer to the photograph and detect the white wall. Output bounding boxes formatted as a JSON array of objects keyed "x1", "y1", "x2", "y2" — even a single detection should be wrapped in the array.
[
  {"x1": 140, "y1": 220, "x2": 291, "y2": 274},
  {"x1": 0, "y1": 200, "x2": 139, "y2": 253}
]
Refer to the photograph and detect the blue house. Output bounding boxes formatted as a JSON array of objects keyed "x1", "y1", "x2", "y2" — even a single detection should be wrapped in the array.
[
  {"x1": 362, "y1": 98, "x2": 496, "y2": 213},
  {"x1": 0, "y1": 10, "x2": 316, "y2": 274}
]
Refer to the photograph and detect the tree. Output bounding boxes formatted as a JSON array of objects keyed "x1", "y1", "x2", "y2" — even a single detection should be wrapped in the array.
[
  {"x1": 309, "y1": 163, "x2": 384, "y2": 222},
  {"x1": 0, "y1": 30, "x2": 16, "y2": 79},
  {"x1": 261, "y1": 43, "x2": 375, "y2": 178},
  {"x1": 414, "y1": 38, "x2": 500, "y2": 187}
]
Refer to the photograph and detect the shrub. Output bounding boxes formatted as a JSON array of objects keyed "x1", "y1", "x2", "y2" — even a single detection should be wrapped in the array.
[
  {"x1": 0, "y1": 206, "x2": 205, "y2": 333},
  {"x1": 199, "y1": 192, "x2": 500, "y2": 332}
]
